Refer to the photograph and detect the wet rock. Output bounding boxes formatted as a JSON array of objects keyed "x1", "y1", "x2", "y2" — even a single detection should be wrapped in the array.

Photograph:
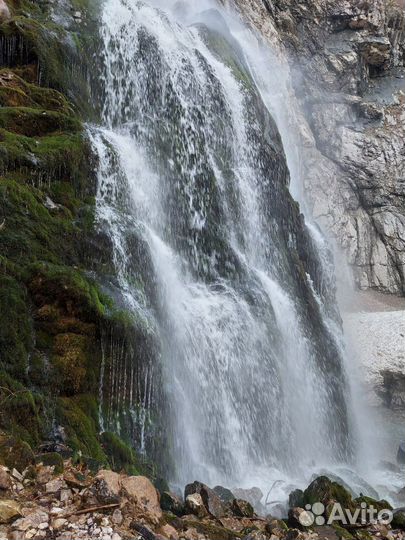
[
  {"x1": 185, "y1": 493, "x2": 208, "y2": 518},
  {"x1": 288, "y1": 508, "x2": 307, "y2": 529},
  {"x1": 359, "y1": 37, "x2": 391, "y2": 67},
  {"x1": 91, "y1": 470, "x2": 121, "y2": 504},
  {"x1": 214, "y1": 485, "x2": 235, "y2": 503},
  {"x1": 185, "y1": 481, "x2": 226, "y2": 518},
  {"x1": 121, "y1": 475, "x2": 162, "y2": 523},
  {"x1": 232, "y1": 498, "x2": 254, "y2": 518},
  {"x1": 161, "y1": 491, "x2": 185, "y2": 516},
  {"x1": 397, "y1": 442, "x2": 405, "y2": 465},
  {"x1": 233, "y1": 487, "x2": 263, "y2": 508},
  {"x1": 303, "y1": 476, "x2": 352, "y2": 508},
  {"x1": 0, "y1": 500, "x2": 21, "y2": 524},
  {"x1": 392, "y1": 510, "x2": 405, "y2": 530},
  {"x1": 289, "y1": 489, "x2": 304, "y2": 509}
]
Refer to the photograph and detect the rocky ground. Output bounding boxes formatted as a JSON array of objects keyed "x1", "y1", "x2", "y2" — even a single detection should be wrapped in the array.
[{"x1": 0, "y1": 445, "x2": 405, "y2": 540}]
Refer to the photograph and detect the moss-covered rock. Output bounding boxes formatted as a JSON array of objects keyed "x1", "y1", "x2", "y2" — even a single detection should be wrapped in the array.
[
  {"x1": 303, "y1": 476, "x2": 354, "y2": 509},
  {"x1": 0, "y1": 434, "x2": 35, "y2": 471},
  {"x1": 35, "y1": 452, "x2": 64, "y2": 474}
]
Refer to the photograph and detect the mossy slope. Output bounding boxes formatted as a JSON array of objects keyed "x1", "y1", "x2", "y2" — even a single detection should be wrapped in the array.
[{"x1": 0, "y1": 0, "x2": 153, "y2": 480}]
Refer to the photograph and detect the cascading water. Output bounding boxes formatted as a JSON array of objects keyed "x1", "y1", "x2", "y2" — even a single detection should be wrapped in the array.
[{"x1": 90, "y1": 0, "x2": 359, "y2": 499}]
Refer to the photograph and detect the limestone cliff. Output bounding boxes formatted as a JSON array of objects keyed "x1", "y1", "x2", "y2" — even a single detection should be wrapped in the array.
[{"x1": 230, "y1": 0, "x2": 405, "y2": 294}]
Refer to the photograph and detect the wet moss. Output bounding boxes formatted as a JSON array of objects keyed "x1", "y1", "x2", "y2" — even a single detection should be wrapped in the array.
[
  {"x1": 0, "y1": 371, "x2": 45, "y2": 445},
  {"x1": 100, "y1": 431, "x2": 144, "y2": 476},
  {"x1": 57, "y1": 395, "x2": 107, "y2": 464},
  {"x1": 0, "y1": 107, "x2": 81, "y2": 136},
  {"x1": 0, "y1": 69, "x2": 74, "y2": 113},
  {"x1": 0, "y1": 274, "x2": 31, "y2": 376}
]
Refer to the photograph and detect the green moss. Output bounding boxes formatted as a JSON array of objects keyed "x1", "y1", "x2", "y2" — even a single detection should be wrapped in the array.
[
  {"x1": 354, "y1": 496, "x2": 392, "y2": 513},
  {"x1": 0, "y1": 275, "x2": 31, "y2": 375},
  {"x1": 57, "y1": 395, "x2": 107, "y2": 464},
  {"x1": 0, "y1": 129, "x2": 90, "y2": 191},
  {"x1": 332, "y1": 524, "x2": 355, "y2": 540},
  {"x1": 0, "y1": 371, "x2": 45, "y2": 445},
  {"x1": 0, "y1": 179, "x2": 76, "y2": 266},
  {"x1": 0, "y1": 70, "x2": 74, "y2": 114},
  {"x1": 197, "y1": 25, "x2": 254, "y2": 92},
  {"x1": 52, "y1": 333, "x2": 91, "y2": 395},
  {"x1": 304, "y1": 477, "x2": 353, "y2": 509},
  {"x1": 0, "y1": 434, "x2": 35, "y2": 471},
  {"x1": 28, "y1": 262, "x2": 109, "y2": 319},
  {"x1": 392, "y1": 511, "x2": 405, "y2": 530},
  {"x1": 0, "y1": 107, "x2": 81, "y2": 137},
  {"x1": 35, "y1": 452, "x2": 64, "y2": 474}
]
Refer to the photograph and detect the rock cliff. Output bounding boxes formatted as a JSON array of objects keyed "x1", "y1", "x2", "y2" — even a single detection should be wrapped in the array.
[{"x1": 230, "y1": 0, "x2": 405, "y2": 294}]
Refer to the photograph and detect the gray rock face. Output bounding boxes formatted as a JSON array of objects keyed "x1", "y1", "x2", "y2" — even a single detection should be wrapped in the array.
[{"x1": 232, "y1": 0, "x2": 405, "y2": 294}]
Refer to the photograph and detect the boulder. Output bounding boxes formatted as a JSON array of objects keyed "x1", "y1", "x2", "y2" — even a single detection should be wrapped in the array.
[
  {"x1": 0, "y1": 437, "x2": 34, "y2": 472},
  {"x1": 397, "y1": 442, "x2": 405, "y2": 464},
  {"x1": 121, "y1": 475, "x2": 162, "y2": 522},
  {"x1": 185, "y1": 493, "x2": 208, "y2": 518},
  {"x1": 92, "y1": 470, "x2": 121, "y2": 504},
  {"x1": 160, "y1": 491, "x2": 185, "y2": 516},
  {"x1": 131, "y1": 523, "x2": 158, "y2": 540},
  {"x1": 0, "y1": 466, "x2": 11, "y2": 490},
  {"x1": 289, "y1": 489, "x2": 304, "y2": 509},
  {"x1": 233, "y1": 487, "x2": 263, "y2": 508},
  {"x1": 214, "y1": 485, "x2": 235, "y2": 503},
  {"x1": 63, "y1": 469, "x2": 90, "y2": 489},
  {"x1": 45, "y1": 478, "x2": 65, "y2": 494},
  {"x1": 185, "y1": 481, "x2": 225, "y2": 518},
  {"x1": 303, "y1": 476, "x2": 352, "y2": 508},
  {"x1": 392, "y1": 510, "x2": 405, "y2": 530},
  {"x1": 159, "y1": 523, "x2": 179, "y2": 539},
  {"x1": 288, "y1": 507, "x2": 308, "y2": 529},
  {"x1": 0, "y1": 0, "x2": 10, "y2": 21},
  {"x1": 0, "y1": 500, "x2": 21, "y2": 524},
  {"x1": 265, "y1": 518, "x2": 288, "y2": 535},
  {"x1": 242, "y1": 531, "x2": 268, "y2": 540},
  {"x1": 12, "y1": 510, "x2": 48, "y2": 531},
  {"x1": 37, "y1": 465, "x2": 54, "y2": 485},
  {"x1": 232, "y1": 498, "x2": 254, "y2": 518}
]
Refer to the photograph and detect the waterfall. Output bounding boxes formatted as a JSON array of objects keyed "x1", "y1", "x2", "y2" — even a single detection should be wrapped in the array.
[{"x1": 90, "y1": 0, "x2": 356, "y2": 496}]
